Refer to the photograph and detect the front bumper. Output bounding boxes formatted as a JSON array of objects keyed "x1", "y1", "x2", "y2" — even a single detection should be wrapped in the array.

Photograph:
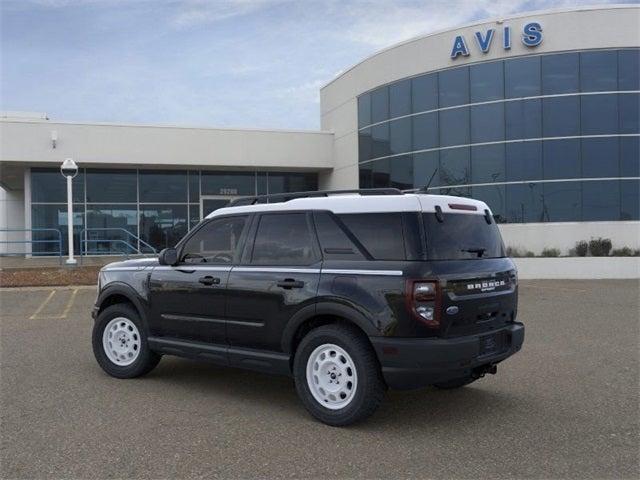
[{"x1": 370, "y1": 323, "x2": 524, "y2": 390}]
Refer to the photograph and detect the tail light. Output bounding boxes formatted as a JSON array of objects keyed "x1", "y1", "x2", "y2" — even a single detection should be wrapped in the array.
[{"x1": 406, "y1": 280, "x2": 441, "y2": 328}]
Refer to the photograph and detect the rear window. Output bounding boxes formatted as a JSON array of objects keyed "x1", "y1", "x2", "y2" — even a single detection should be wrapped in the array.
[
  {"x1": 423, "y1": 213, "x2": 505, "y2": 260},
  {"x1": 337, "y1": 213, "x2": 405, "y2": 260}
]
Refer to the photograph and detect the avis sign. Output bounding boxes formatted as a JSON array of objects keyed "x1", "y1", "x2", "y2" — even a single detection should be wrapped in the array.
[{"x1": 450, "y1": 22, "x2": 543, "y2": 59}]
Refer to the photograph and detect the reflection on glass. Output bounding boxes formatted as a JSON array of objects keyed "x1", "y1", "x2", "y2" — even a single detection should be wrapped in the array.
[
  {"x1": 359, "y1": 128, "x2": 373, "y2": 162},
  {"x1": 413, "y1": 151, "x2": 440, "y2": 189},
  {"x1": 470, "y1": 103, "x2": 504, "y2": 143},
  {"x1": 543, "y1": 139, "x2": 580, "y2": 180},
  {"x1": 582, "y1": 181, "x2": 620, "y2": 221},
  {"x1": 470, "y1": 61, "x2": 504, "y2": 102},
  {"x1": 542, "y1": 52, "x2": 579, "y2": 94},
  {"x1": 543, "y1": 96, "x2": 580, "y2": 137},
  {"x1": 389, "y1": 117, "x2": 411, "y2": 155},
  {"x1": 582, "y1": 138, "x2": 619, "y2": 178},
  {"x1": 620, "y1": 180, "x2": 640, "y2": 220},
  {"x1": 86, "y1": 205, "x2": 138, "y2": 255},
  {"x1": 505, "y1": 56, "x2": 541, "y2": 98},
  {"x1": 506, "y1": 142, "x2": 543, "y2": 182},
  {"x1": 31, "y1": 204, "x2": 84, "y2": 255},
  {"x1": 580, "y1": 51, "x2": 617, "y2": 92},
  {"x1": 371, "y1": 86, "x2": 389, "y2": 123},
  {"x1": 542, "y1": 181, "x2": 581, "y2": 222},
  {"x1": 505, "y1": 183, "x2": 543, "y2": 223},
  {"x1": 471, "y1": 145, "x2": 505, "y2": 184},
  {"x1": 86, "y1": 169, "x2": 136, "y2": 203},
  {"x1": 31, "y1": 168, "x2": 84, "y2": 203},
  {"x1": 390, "y1": 155, "x2": 413, "y2": 190},
  {"x1": 139, "y1": 205, "x2": 188, "y2": 250},
  {"x1": 439, "y1": 108, "x2": 469, "y2": 147},
  {"x1": 439, "y1": 67, "x2": 469, "y2": 107},
  {"x1": 505, "y1": 99, "x2": 542, "y2": 140},
  {"x1": 371, "y1": 123, "x2": 390, "y2": 158},
  {"x1": 139, "y1": 170, "x2": 188, "y2": 203},
  {"x1": 620, "y1": 137, "x2": 640, "y2": 177},
  {"x1": 581, "y1": 94, "x2": 618, "y2": 135},
  {"x1": 412, "y1": 73, "x2": 438, "y2": 113},
  {"x1": 390, "y1": 79, "x2": 411, "y2": 118},
  {"x1": 618, "y1": 49, "x2": 640, "y2": 91},
  {"x1": 619, "y1": 93, "x2": 639, "y2": 134},
  {"x1": 440, "y1": 147, "x2": 470, "y2": 186},
  {"x1": 472, "y1": 185, "x2": 505, "y2": 222},
  {"x1": 412, "y1": 112, "x2": 438, "y2": 151}
]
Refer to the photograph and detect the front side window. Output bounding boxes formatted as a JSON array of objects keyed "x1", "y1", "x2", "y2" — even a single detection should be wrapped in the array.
[
  {"x1": 181, "y1": 216, "x2": 247, "y2": 264},
  {"x1": 251, "y1": 213, "x2": 317, "y2": 265}
]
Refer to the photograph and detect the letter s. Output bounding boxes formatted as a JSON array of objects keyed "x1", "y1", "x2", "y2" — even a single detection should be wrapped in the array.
[{"x1": 522, "y1": 22, "x2": 543, "y2": 47}]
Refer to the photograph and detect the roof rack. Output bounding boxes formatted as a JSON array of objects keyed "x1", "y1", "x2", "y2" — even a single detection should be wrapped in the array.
[{"x1": 228, "y1": 188, "x2": 404, "y2": 207}]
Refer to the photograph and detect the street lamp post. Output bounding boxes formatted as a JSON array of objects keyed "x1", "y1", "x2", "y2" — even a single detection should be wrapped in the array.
[{"x1": 60, "y1": 158, "x2": 78, "y2": 265}]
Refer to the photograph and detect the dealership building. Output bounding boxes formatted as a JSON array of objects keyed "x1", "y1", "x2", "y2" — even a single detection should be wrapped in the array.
[{"x1": 1, "y1": 5, "x2": 638, "y2": 257}]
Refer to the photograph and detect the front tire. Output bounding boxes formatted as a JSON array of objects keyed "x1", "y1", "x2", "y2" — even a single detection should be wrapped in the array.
[
  {"x1": 92, "y1": 304, "x2": 161, "y2": 379},
  {"x1": 293, "y1": 324, "x2": 385, "y2": 426}
]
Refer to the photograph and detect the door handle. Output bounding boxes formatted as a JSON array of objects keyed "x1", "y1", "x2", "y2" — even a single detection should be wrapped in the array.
[
  {"x1": 198, "y1": 275, "x2": 221, "y2": 286},
  {"x1": 277, "y1": 278, "x2": 304, "y2": 289}
]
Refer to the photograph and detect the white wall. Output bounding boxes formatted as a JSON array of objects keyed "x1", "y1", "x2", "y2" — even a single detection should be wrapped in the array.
[
  {"x1": 514, "y1": 257, "x2": 640, "y2": 279},
  {"x1": 0, "y1": 186, "x2": 26, "y2": 254},
  {"x1": 500, "y1": 221, "x2": 640, "y2": 255}
]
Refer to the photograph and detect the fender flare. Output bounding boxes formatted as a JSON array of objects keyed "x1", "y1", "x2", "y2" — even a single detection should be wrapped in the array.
[
  {"x1": 96, "y1": 282, "x2": 149, "y2": 327},
  {"x1": 280, "y1": 301, "x2": 378, "y2": 354}
]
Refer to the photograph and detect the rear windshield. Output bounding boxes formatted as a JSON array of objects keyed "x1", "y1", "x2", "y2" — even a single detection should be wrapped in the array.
[{"x1": 423, "y1": 213, "x2": 505, "y2": 260}]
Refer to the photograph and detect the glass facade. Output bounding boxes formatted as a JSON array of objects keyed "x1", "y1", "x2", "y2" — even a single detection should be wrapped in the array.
[
  {"x1": 357, "y1": 49, "x2": 640, "y2": 223},
  {"x1": 30, "y1": 168, "x2": 317, "y2": 255}
]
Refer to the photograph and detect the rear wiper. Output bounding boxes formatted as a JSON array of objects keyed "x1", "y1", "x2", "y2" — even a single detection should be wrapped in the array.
[{"x1": 461, "y1": 248, "x2": 486, "y2": 258}]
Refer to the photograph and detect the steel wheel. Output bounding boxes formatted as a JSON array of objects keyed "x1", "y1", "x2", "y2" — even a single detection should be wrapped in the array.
[
  {"x1": 306, "y1": 343, "x2": 358, "y2": 410},
  {"x1": 102, "y1": 317, "x2": 141, "y2": 366}
]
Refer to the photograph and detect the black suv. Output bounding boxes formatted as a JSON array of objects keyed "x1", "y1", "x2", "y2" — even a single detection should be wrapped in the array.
[{"x1": 92, "y1": 189, "x2": 524, "y2": 426}]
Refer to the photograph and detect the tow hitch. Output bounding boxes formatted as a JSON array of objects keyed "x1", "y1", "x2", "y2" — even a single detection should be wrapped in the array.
[{"x1": 472, "y1": 364, "x2": 497, "y2": 379}]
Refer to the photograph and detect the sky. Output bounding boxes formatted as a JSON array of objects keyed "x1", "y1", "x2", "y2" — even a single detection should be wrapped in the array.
[{"x1": 1, "y1": 0, "x2": 637, "y2": 130}]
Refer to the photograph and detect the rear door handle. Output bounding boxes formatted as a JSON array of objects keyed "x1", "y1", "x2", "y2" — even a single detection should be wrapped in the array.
[
  {"x1": 277, "y1": 278, "x2": 304, "y2": 289},
  {"x1": 198, "y1": 275, "x2": 221, "y2": 286}
]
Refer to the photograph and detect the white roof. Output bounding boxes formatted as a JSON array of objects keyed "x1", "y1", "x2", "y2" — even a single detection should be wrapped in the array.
[{"x1": 206, "y1": 193, "x2": 491, "y2": 218}]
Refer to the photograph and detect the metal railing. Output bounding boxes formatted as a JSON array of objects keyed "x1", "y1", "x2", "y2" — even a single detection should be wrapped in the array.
[
  {"x1": 0, "y1": 228, "x2": 64, "y2": 264},
  {"x1": 79, "y1": 228, "x2": 157, "y2": 262}
]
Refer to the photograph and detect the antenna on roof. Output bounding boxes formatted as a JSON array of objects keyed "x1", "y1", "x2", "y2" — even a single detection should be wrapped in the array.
[{"x1": 417, "y1": 168, "x2": 438, "y2": 193}]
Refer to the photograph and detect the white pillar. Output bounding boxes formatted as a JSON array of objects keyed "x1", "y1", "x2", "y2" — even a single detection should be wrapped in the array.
[{"x1": 65, "y1": 175, "x2": 76, "y2": 265}]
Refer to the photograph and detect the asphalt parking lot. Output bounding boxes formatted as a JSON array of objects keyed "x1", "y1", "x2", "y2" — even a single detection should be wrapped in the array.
[{"x1": 1, "y1": 280, "x2": 638, "y2": 479}]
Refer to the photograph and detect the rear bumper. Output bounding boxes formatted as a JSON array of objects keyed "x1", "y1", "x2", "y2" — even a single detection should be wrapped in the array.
[{"x1": 370, "y1": 323, "x2": 524, "y2": 390}]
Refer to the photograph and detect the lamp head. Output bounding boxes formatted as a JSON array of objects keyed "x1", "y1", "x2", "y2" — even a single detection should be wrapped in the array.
[{"x1": 60, "y1": 158, "x2": 78, "y2": 178}]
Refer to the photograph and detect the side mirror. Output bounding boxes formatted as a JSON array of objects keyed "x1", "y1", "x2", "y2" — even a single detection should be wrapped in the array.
[{"x1": 158, "y1": 248, "x2": 178, "y2": 266}]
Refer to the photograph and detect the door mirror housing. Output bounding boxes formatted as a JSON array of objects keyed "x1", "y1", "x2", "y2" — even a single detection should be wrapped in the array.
[{"x1": 158, "y1": 248, "x2": 178, "y2": 266}]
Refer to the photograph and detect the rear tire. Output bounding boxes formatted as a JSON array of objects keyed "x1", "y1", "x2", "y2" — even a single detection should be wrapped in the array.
[
  {"x1": 92, "y1": 304, "x2": 161, "y2": 379},
  {"x1": 293, "y1": 324, "x2": 385, "y2": 426},
  {"x1": 433, "y1": 376, "x2": 476, "y2": 389}
]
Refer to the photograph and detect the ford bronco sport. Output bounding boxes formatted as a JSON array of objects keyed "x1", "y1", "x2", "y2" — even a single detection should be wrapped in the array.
[{"x1": 92, "y1": 188, "x2": 524, "y2": 426}]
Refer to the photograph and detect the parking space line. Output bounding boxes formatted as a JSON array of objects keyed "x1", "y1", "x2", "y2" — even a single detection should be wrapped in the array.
[
  {"x1": 59, "y1": 288, "x2": 79, "y2": 318},
  {"x1": 29, "y1": 290, "x2": 56, "y2": 320}
]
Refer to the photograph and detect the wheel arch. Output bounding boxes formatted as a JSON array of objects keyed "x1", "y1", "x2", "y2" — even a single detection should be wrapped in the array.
[{"x1": 96, "y1": 283, "x2": 149, "y2": 327}]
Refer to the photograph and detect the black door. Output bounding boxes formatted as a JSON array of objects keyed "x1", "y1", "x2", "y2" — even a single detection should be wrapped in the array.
[
  {"x1": 226, "y1": 212, "x2": 321, "y2": 352},
  {"x1": 148, "y1": 215, "x2": 249, "y2": 344}
]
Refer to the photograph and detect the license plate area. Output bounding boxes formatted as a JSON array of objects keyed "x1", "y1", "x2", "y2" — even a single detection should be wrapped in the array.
[{"x1": 479, "y1": 331, "x2": 508, "y2": 357}]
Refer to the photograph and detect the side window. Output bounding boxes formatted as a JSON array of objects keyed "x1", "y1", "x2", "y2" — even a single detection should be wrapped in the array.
[
  {"x1": 337, "y1": 213, "x2": 407, "y2": 260},
  {"x1": 313, "y1": 211, "x2": 366, "y2": 260},
  {"x1": 251, "y1": 213, "x2": 318, "y2": 265},
  {"x1": 180, "y1": 216, "x2": 247, "y2": 264}
]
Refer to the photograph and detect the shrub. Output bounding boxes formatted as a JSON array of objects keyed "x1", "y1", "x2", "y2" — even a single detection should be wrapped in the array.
[
  {"x1": 574, "y1": 240, "x2": 589, "y2": 257},
  {"x1": 610, "y1": 247, "x2": 640, "y2": 257},
  {"x1": 541, "y1": 247, "x2": 560, "y2": 257},
  {"x1": 589, "y1": 237, "x2": 612, "y2": 257},
  {"x1": 506, "y1": 246, "x2": 535, "y2": 258}
]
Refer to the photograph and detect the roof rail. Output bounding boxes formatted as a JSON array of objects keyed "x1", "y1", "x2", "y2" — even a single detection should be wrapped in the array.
[{"x1": 228, "y1": 188, "x2": 403, "y2": 207}]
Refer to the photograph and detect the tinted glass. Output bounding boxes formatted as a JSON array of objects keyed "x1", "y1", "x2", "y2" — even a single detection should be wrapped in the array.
[
  {"x1": 505, "y1": 56, "x2": 541, "y2": 98},
  {"x1": 470, "y1": 103, "x2": 504, "y2": 143},
  {"x1": 619, "y1": 93, "x2": 639, "y2": 134},
  {"x1": 338, "y1": 213, "x2": 406, "y2": 260},
  {"x1": 389, "y1": 79, "x2": 411, "y2": 118},
  {"x1": 618, "y1": 49, "x2": 640, "y2": 91},
  {"x1": 505, "y1": 183, "x2": 543, "y2": 223},
  {"x1": 370, "y1": 86, "x2": 389, "y2": 123},
  {"x1": 439, "y1": 107, "x2": 469, "y2": 147},
  {"x1": 389, "y1": 117, "x2": 412, "y2": 155},
  {"x1": 472, "y1": 184, "x2": 505, "y2": 223},
  {"x1": 181, "y1": 216, "x2": 246, "y2": 264},
  {"x1": 358, "y1": 94, "x2": 371, "y2": 128},
  {"x1": 471, "y1": 144, "x2": 505, "y2": 183},
  {"x1": 413, "y1": 151, "x2": 440, "y2": 189},
  {"x1": 390, "y1": 155, "x2": 413, "y2": 190},
  {"x1": 423, "y1": 213, "x2": 504, "y2": 260},
  {"x1": 505, "y1": 99, "x2": 542, "y2": 140},
  {"x1": 620, "y1": 179, "x2": 640, "y2": 220},
  {"x1": 542, "y1": 181, "x2": 581, "y2": 222},
  {"x1": 252, "y1": 213, "x2": 317, "y2": 265},
  {"x1": 188, "y1": 171, "x2": 200, "y2": 202},
  {"x1": 580, "y1": 51, "x2": 617, "y2": 92},
  {"x1": 506, "y1": 142, "x2": 543, "y2": 182},
  {"x1": 543, "y1": 96, "x2": 580, "y2": 137},
  {"x1": 412, "y1": 112, "x2": 438, "y2": 150},
  {"x1": 440, "y1": 147, "x2": 470, "y2": 186},
  {"x1": 86, "y1": 205, "x2": 138, "y2": 254},
  {"x1": 189, "y1": 204, "x2": 200, "y2": 229},
  {"x1": 86, "y1": 169, "x2": 136, "y2": 203},
  {"x1": 31, "y1": 204, "x2": 84, "y2": 255},
  {"x1": 581, "y1": 94, "x2": 618, "y2": 135},
  {"x1": 257, "y1": 172, "x2": 268, "y2": 195},
  {"x1": 313, "y1": 211, "x2": 365, "y2": 260},
  {"x1": 268, "y1": 173, "x2": 317, "y2": 194},
  {"x1": 620, "y1": 137, "x2": 640, "y2": 177},
  {"x1": 372, "y1": 158, "x2": 391, "y2": 188},
  {"x1": 542, "y1": 53, "x2": 579, "y2": 94},
  {"x1": 470, "y1": 61, "x2": 504, "y2": 102},
  {"x1": 543, "y1": 139, "x2": 580, "y2": 180},
  {"x1": 139, "y1": 205, "x2": 188, "y2": 250},
  {"x1": 439, "y1": 67, "x2": 469, "y2": 107},
  {"x1": 371, "y1": 123, "x2": 390, "y2": 158},
  {"x1": 582, "y1": 137, "x2": 619, "y2": 178},
  {"x1": 359, "y1": 163, "x2": 372, "y2": 188},
  {"x1": 201, "y1": 172, "x2": 254, "y2": 196},
  {"x1": 31, "y1": 168, "x2": 84, "y2": 203},
  {"x1": 582, "y1": 181, "x2": 620, "y2": 221},
  {"x1": 359, "y1": 128, "x2": 373, "y2": 162},
  {"x1": 412, "y1": 73, "x2": 438, "y2": 113},
  {"x1": 139, "y1": 170, "x2": 188, "y2": 203}
]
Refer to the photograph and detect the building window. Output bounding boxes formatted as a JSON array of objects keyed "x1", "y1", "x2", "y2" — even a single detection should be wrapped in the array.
[
  {"x1": 412, "y1": 112, "x2": 438, "y2": 151},
  {"x1": 505, "y1": 56, "x2": 541, "y2": 98},
  {"x1": 505, "y1": 142, "x2": 543, "y2": 182},
  {"x1": 389, "y1": 117, "x2": 412, "y2": 155},
  {"x1": 470, "y1": 61, "x2": 504, "y2": 102},
  {"x1": 411, "y1": 73, "x2": 438, "y2": 113},
  {"x1": 439, "y1": 107, "x2": 469, "y2": 147},
  {"x1": 470, "y1": 103, "x2": 504, "y2": 143},
  {"x1": 541, "y1": 52, "x2": 579, "y2": 95},
  {"x1": 31, "y1": 168, "x2": 84, "y2": 203},
  {"x1": 370, "y1": 86, "x2": 389, "y2": 124},
  {"x1": 389, "y1": 79, "x2": 411, "y2": 118},
  {"x1": 505, "y1": 99, "x2": 542, "y2": 140},
  {"x1": 580, "y1": 50, "x2": 618, "y2": 92},
  {"x1": 471, "y1": 144, "x2": 505, "y2": 184},
  {"x1": 438, "y1": 66, "x2": 469, "y2": 108}
]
